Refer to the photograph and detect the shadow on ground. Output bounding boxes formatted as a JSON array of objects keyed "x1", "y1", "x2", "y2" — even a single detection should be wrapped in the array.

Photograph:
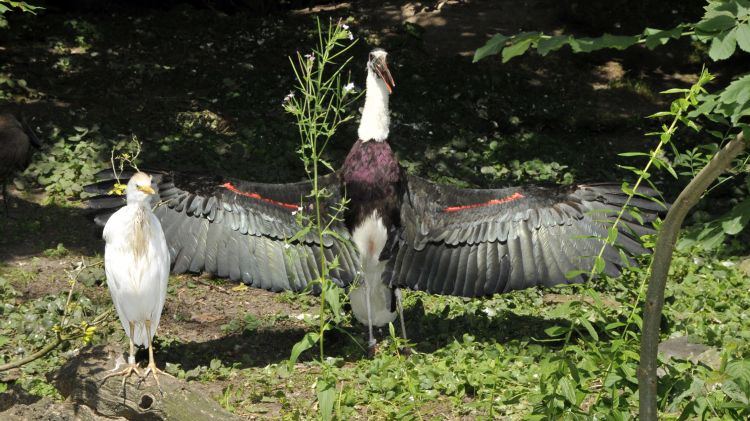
[{"x1": 0, "y1": 192, "x2": 101, "y2": 262}]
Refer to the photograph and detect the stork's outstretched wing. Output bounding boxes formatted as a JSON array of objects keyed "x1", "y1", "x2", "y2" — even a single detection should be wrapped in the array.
[
  {"x1": 86, "y1": 170, "x2": 358, "y2": 292},
  {"x1": 389, "y1": 175, "x2": 665, "y2": 297}
]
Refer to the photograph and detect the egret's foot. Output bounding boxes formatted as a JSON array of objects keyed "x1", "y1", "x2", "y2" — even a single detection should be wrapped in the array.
[
  {"x1": 140, "y1": 363, "x2": 172, "y2": 396},
  {"x1": 100, "y1": 363, "x2": 142, "y2": 391}
]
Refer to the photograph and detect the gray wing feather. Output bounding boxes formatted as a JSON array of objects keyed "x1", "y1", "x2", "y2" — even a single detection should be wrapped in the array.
[{"x1": 392, "y1": 175, "x2": 665, "y2": 297}]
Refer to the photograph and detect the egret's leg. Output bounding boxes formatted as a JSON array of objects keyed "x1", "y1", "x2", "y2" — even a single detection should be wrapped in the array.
[
  {"x1": 365, "y1": 282, "x2": 377, "y2": 355},
  {"x1": 101, "y1": 321, "x2": 142, "y2": 388},
  {"x1": 141, "y1": 320, "x2": 168, "y2": 395}
]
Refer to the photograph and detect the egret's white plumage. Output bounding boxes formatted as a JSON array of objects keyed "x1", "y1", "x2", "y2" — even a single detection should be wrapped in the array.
[{"x1": 102, "y1": 172, "x2": 169, "y2": 389}]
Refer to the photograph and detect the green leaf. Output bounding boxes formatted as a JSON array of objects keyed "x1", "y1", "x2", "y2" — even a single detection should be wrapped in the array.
[
  {"x1": 660, "y1": 88, "x2": 690, "y2": 94},
  {"x1": 737, "y1": 23, "x2": 750, "y2": 52},
  {"x1": 719, "y1": 74, "x2": 750, "y2": 105},
  {"x1": 644, "y1": 26, "x2": 684, "y2": 49},
  {"x1": 568, "y1": 34, "x2": 637, "y2": 53},
  {"x1": 566, "y1": 269, "x2": 587, "y2": 279},
  {"x1": 722, "y1": 216, "x2": 745, "y2": 235},
  {"x1": 600, "y1": 33, "x2": 639, "y2": 49},
  {"x1": 316, "y1": 377, "x2": 336, "y2": 421},
  {"x1": 592, "y1": 255, "x2": 606, "y2": 274},
  {"x1": 544, "y1": 325, "x2": 568, "y2": 337},
  {"x1": 558, "y1": 377, "x2": 577, "y2": 404},
  {"x1": 287, "y1": 331, "x2": 319, "y2": 370},
  {"x1": 501, "y1": 34, "x2": 537, "y2": 63},
  {"x1": 537, "y1": 35, "x2": 569, "y2": 55},
  {"x1": 579, "y1": 319, "x2": 599, "y2": 341},
  {"x1": 568, "y1": 37, "x2": 598, "y2": 53},
  {"x1": 473, "y1": 34, "x2": 509, "y2": 62},
  {"x1": 606, "y1": 226, "x2": 618, "y2": 244},
  {"x1": 647, "y1": 111, "x2": 674, "y2": 118},
  {"x1": 618, "y1": 151, "x2": 651, "y2": 157},
  {"x1": 696, "y1": 14, "x2": 737, "y2": 33},
  {"x1": 709, "y1": 28, "x2": 738, "y2": 61}
]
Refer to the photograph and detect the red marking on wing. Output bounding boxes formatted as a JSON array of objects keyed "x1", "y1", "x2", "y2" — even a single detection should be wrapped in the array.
[
  {"x1": 221, "y1": 182, "x2": 300, "y2": 210},
  {"x1": 443, "y1": 192, "x2": 525, "y2": 213}
]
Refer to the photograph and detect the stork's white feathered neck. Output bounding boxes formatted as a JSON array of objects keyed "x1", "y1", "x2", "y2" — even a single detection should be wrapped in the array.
[{"x1": 357, "y1": 67, "x2": 390, "y2": 142}]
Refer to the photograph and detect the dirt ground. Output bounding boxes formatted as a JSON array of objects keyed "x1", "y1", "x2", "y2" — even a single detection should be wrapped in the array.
[{"x1": 0, "y1": 0, "x2": 733, "y2": 419}]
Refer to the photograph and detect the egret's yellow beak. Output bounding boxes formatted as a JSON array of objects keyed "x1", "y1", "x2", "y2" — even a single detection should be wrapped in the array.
[{"x1": 138, "y1": 185, "x2": 156, "y2": 195}]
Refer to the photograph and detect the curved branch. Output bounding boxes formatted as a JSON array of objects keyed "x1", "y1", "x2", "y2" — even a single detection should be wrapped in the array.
[
  {"x1": 638, "y1": 131, "x2": 747, "y2": 421},
  {"x1": 0, "y1": 308, "x2": 114, "y2": 373},
  {"x1": 0, "y1": 337, "x2": 62, "y2": 372}
]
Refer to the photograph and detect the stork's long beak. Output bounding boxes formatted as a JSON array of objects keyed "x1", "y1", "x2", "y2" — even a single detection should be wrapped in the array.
[
  {"x1": 138, "y1": 185, "x2": 156, "y2": 195},
  {"x1": 373, "y1": 57, "x2": 395, "y2": 94}
]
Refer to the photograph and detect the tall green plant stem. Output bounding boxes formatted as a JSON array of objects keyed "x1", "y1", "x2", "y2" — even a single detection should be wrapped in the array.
[{"x1": 638, "y1": 131, "x2": 747, "y2": 421}]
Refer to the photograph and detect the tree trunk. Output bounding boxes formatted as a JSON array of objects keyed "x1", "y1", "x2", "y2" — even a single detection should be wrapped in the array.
[
  {"x1": 638, "y1": 132, "x2": 747, "y2": 421},
  {"x1": 54, "y1": 345, "x2": 242, "y2": 421}
]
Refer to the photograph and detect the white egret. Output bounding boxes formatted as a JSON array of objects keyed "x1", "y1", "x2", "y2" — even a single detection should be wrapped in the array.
[{"x1": 102, "y1": 172, "x2": 170, "y2": 391}]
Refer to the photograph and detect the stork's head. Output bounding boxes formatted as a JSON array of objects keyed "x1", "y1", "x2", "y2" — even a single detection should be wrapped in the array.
[
  {"x1": 367, "y1": 48, "x2": 395, "y2": 94},
  {"x1": 126, "y1": 172, "x2": 156, "y2": 204}
]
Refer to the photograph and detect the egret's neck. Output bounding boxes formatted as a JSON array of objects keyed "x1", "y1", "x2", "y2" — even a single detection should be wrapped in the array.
[
  {"x1": 358, "y1": 69, "x2": 390, "y2": 142},
  {"x1": 126, "y1": 191, "x2": 151, "y2": 209}
]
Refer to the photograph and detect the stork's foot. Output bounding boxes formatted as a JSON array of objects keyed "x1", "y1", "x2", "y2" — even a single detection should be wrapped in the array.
[
  {"x1": 140, "y1": 363, "x2": 172, "y2": 396},
  {"x1": 367, "y1": 341, "x2": 379, "y2": 358},
  {"x1": 398, "y1": 346, "x2": 413, "y2": 357},
  {"x1": 100, "y1": 363, "x2": 142, "y2": 391}
]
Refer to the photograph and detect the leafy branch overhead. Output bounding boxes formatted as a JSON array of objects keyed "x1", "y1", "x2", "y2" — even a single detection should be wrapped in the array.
[
  {"x1": 474, "y1": 0, "x2": 750, "y2": 65},
  {"x1": 474, "y1": 0, "x2": 750, "y2": 165}
]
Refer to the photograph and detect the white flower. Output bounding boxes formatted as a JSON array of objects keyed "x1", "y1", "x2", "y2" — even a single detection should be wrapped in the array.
[
  {"x1": 347, "y1": 31, "x2": 354, "y2": 40},
  {"x1": 343, "y1": 82, "x2": 355, "y2": 93},
  {"x1": 283, "y1": 91, "x2": 294, "y2": 103},
  {"x1": 304, "y1": 52, "x2": 315, "y2": 62},
  {"x1": 284, "y1": 243, "x2": 291, "y2": 250},
  {"x1": 341, "y1": 23, "x2": 349, "y2": 30}
]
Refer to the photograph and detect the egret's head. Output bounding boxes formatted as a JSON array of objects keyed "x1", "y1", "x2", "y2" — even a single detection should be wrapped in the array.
[
  {"x1": 367, "y1": 49, "x2": 394, "y2": 94},
  {"x1": 126, "y1": 172, "x2": 156, "y2": 204}
]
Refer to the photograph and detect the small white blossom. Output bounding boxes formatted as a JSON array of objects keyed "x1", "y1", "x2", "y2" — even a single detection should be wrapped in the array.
[
  {"x1": 347, "y1": 31, "x2": 354, "y2": 40},
  {"x1": 283, "y1": 91, "x2": 294, "y2": 103},
  {"x1": 284, "y1": 243, "x2": 291, "y2": 250},
  {"x1": 304, "y1": 52, "x2": 315, "y2": 62},
  {"x1": 341, "y1": 23, "x2": 349, "y2": 30},
  {"x1": 343, "y1": 82, "x2": 355, "y2": 93}
]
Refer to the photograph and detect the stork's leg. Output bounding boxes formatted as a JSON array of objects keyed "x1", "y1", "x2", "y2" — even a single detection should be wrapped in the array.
[
  {"x1": 394, "y1": 288, "x2": 413, "y2": 356},
  {"x1": 101, "y1": 321, "x2": 142, "y2": 389},
  {"x1": 2, "y1": 182, "x2": 8, "y2": 216},
  {"x1": 365, "y1": 282, "x2": 377, "y2": 356},
  {"x1": 394, "y1": 288, "x2": 408, "y2": 340},
  {"x1": 141, "y1": 320, "x2": 170, "y2": 395}
]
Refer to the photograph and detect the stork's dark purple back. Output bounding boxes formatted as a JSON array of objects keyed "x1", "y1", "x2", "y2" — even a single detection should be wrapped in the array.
[{"x1": 341, "y1": 139, "x2": 402, "y2": 229}]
